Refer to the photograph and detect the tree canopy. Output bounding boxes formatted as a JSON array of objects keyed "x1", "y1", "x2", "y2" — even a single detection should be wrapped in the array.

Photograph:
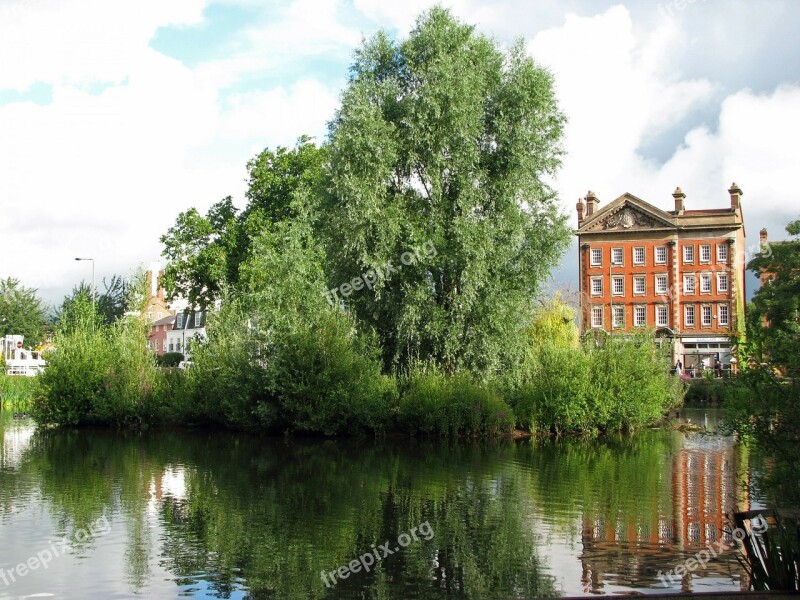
[
  {"x1": 747, "y1": 217, "x2": 800, "y2": 376},
  {"x1": 323, "y1": 7, "x2": 571, "y2": 376},
  {"x1": 0, "y1": 277, "x2": 48, "y2": 347}
]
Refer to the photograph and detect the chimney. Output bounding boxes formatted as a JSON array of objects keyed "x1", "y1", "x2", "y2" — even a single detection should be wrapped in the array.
[
  {"x1": 585, "y1": 191, "x2": 599, "y2": 217},
  {"x1": 729, "y1": 182, "x2": 742, "y2": 211},
  {"x1": 760, "y1": 228, "x2": 768, "y2": 246},
  {"x1": 576, "y1": 197, "x2": 585, "y2": 226},
  {"x1": 672, "y1": 187, "x2": 686, "y2": 214},
  {"x1": 157, "y1": 270, "x2": 166, "y2": 299}
]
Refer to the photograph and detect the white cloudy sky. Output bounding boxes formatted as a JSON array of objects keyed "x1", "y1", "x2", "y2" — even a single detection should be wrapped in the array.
[{"x1": 1, "y1": 0, "x2": 799, "y2": 306}]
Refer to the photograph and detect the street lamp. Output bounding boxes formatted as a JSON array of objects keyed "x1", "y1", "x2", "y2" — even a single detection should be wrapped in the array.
[{"x1": 75, "y1": 257, "x2": 95, "y2": 317}]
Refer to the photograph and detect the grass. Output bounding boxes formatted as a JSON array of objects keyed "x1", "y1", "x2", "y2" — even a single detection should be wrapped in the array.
[{"x1": 0, "y1": 374, "x2": 37, "y2": 412}]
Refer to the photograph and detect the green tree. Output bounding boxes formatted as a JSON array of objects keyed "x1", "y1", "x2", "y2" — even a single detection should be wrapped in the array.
[
  {"x1": 747, "y1": 217, "x2": 800, "y2": 377},
  {"x1": 160, "y1": 138, "x2": 327, "y2": 310},
  {"x1": 0, "y1": 277, "x2": 48, "y2": 346},
  {"x1": 323, "y1": 7, "x2": 571, "y2": 377}
]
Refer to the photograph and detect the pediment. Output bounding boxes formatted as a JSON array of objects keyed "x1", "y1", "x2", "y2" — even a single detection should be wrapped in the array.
[{"x1": 579, "y1": 193, "x2": 675, "y2": 233}]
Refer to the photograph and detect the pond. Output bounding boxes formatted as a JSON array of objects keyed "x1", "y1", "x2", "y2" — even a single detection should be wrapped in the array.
[{"x1": 0, "y1": 408, "x2": 755, "y2": 598}]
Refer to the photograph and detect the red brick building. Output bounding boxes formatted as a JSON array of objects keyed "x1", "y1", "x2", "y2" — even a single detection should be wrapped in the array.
[{"x1": 576, "y1": 183, "x2": 747, "y2": 370}]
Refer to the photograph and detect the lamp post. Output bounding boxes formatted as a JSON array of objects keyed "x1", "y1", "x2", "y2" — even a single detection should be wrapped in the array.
[{"x1": 75, "y1": 257, "x2": 95, "y2": 317}]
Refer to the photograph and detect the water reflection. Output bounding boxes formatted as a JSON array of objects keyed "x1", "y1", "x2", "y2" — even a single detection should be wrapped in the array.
[{"x1": 0, "y1": 409, "x2": 752, "y2": 598}]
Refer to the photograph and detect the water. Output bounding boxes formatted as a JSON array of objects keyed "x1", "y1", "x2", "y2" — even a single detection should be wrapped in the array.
[{"x1": 0, "y1": 409, "x2": 754, "y2": 598}]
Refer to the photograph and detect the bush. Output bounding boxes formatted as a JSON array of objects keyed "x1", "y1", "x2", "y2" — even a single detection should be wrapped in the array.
[
  {"x1": 156, "y1": 352, "x2": 184, "y2": 368},
  {"x1": 399, "y1": 368, "x2": 515, "y2": 437},
  {"x1": 32, "y1": 307, "x2": 161, "y2": 427}
]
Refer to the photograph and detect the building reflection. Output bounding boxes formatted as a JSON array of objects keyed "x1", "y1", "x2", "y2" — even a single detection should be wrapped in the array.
[{"x1": 579, "y1": 434, "x2": 751, "y2": 593}]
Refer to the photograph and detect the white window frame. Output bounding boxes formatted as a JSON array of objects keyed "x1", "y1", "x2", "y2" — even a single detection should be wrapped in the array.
[
  {"x1": 683, "y1": 245, "x2": 694, "y2": 264},
  {"x1": 700, "y1": 244, "x2": 711, "y2": 263},
  {"x1": 634, "y1": 305, "x2": 646, "y2": 327},
  {"x1": 717, "y1": 273, "x2": 729, "y2": 293},
  {"x1": 591, "y1": 307, "x2": 603, "y2": 328},
  {"x1": 683, "y1": 274, "x2": 695, "y2": 295},
  {"x1": 717, "y1": 243, "x2": 728, "y2": 263},
  {"x1": 633, "y1": 246, "x2": 645, "y2": 266},
  {"x1": 176, "y1": 314, "x2": 184, "y2": 329},
  {"x1": 612, "y1": 305, "x2": 624, "y2": 329},
  {"x1": 611, "y1": 247, "x2": 623, "y2": 265},
  {"x1": 612, "y1": 275, "x2": 624, "y2": 296},
  {"x1": 685, "y1": 305, "x2": 695, "y2": 327},
  {"x1": 591, "y1": 276, "x2": 603, "y2": 297},
  {"x1": 700, "y1": 273, "x2": 712, "y2": 294},
  {"x1": 590, "y1": 248, "x2": 602, "y2": 266},
  {"x1": 655, "y1": 274, "x2": 668, "y2": 296},
  {"x1": 194, "y1": 312, "x2": 201, "y2": 327},
  {"x1": 701, "y1": 304, "x2": 712, "y2": 326},
  {"x1": 633, "y1": 275, "x2": 646, "y2": 295},
  {"x1": 655, "y1": 246, "x2": 667, "y2": 265},
  {"x1": 656, "y1": 305, "x2": 669, "y2": 327},
  {"x1": 718, "y1": 303, "x2": 729, "y2": 326}
]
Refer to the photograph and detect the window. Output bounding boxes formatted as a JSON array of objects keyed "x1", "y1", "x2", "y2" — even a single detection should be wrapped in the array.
[
  {"x1": 655, "y1": 274, "x2": 668, "y2": 295},
  {"x1": 176, "y1": 341, "x2": 181, "y2": 352},
  {"x1": 700, "y1": 273, "x2": 712, "y2": 293},
  {"x1": 717, "y1": 243, "x2": 728, "y2": 263},
  {"x1": 683, "y1": 245, "x2": 694, "y2": 263},
  {"x1": 611, "y1": 248, "x2": 623, "y2": 265},
  {"x1": 634, "y1": 305, "x2": 646, "y2": 326},
  {"x1": 591, "y1": 277, "x2": 603, "y2": 296},
  {"x1": 633, "y1": 275, "x2": 646, "y2": 295},
  {"x1": 718, "y1": 304, "x2": 729, "y2": 326},
  {"x1": 655, "y1": 246, "x2": 667, "y2": 264},
  {"x1": 169, "y1": 343, "x2": 174, "y2": 352},
  {"x1": 157, "y1": 311, "x2": 163, "y2": 320},
  {"x1": 612, "y1": 276, "x2": 624, "y2": 296},
  {"x1": 154, "y1": 340, "x2": 159, "y2": 352},
  {"x1": 633, "y1": 247, "x2": 645, "y2": 265},
  {"x1": 717, "y1": 273, "x2": 729, "y2": 293},
  {"x1": 683, "y1": 274, "x2": 695, "y2": 294},
  {"x1": 194, "y1": 312, "x2": 201, "y2": 327},
  {"x1": 591, "y1": 307, "x2": 603, "y2": 328},
  {"x1": 590, "y1": 248, "x2": 602, "y2": 266},
  {"x1": 702, "y1": 305, "x2": 712, "y2": 326},
  {"x1": 612, "y1": 306, "x2": 624, "y2": 328},
  {"x1": 685, "y1": 305, "x2": 695, "y2": 327},
  {"x1": 700, "y1": 244, "x2": 711, "y2": 263},
  {"x1": 656, "y1": 305, "x2": 669, "y2": 327},
  {"x1": 176, "y1": 314, "x2": 183, "y2": 329},
  {"x1": 147, "y1": 311, "x2": 153, "y2": 321}
]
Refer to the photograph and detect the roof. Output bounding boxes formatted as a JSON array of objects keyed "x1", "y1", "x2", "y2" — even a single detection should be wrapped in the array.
[{"x1": 151, "y1": 315, "x2": 176, "y2": 327}]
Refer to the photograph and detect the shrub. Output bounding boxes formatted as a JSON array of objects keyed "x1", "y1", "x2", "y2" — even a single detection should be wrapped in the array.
[
  {"x1": 156, "y1": 352, "x2": 184, "y2": 368},
  {"x1": 399, "y1": 368, "x2": 514, "y2": 437}
]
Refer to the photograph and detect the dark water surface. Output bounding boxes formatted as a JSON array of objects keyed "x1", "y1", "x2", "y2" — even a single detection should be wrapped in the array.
[{"x1": 0, "y1": 409, "x2": 754, "y2": 599}]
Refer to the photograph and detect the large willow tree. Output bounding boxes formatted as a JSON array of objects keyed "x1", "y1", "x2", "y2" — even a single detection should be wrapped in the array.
[{"x1": 324, "y1": 7, "x2": 571, "y2": 376}]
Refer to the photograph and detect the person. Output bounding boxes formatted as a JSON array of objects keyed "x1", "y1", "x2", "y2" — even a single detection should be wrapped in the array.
[{"x1": 714, "y1": 358, "x2": 722, "y2": 378}]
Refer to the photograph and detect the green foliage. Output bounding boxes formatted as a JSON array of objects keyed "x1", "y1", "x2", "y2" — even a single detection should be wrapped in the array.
[
  {"x1": 506, "y1": 331, "x2": 682, "y2": 434},
  {"x1": 0, "y1": 277, "x2": 48, "y2": 347},
  {"x1": 0, "y1": 374, "x2": 37, "y2": 410},
  {"x1": 156, "y1": 352, "x2": 184, "y2": 368},
  {"x1": 324, "y1": 7, "x2": 571, "y2": 377},
  {"x1": 747, "y1": 217, "x2": 800, "y2": 377},
  {"x1": 32, "y1": 305, "x2": 161, "y2": 427},
  {"x1": 399, "y1": 368, "x2": 515, "y2": 436},
  {"x1": 161, "y1": 138, "x2": 327, "y2": 311}
]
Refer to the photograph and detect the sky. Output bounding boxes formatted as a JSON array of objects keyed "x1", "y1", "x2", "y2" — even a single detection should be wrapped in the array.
[{"x1": 1, "y1": 0, "x2": 799, "y2": 307}]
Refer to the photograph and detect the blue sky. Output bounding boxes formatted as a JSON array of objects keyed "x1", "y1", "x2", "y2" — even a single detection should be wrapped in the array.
[{"x1": 1, "y1": 0, "x2": 799, "y2": 306}]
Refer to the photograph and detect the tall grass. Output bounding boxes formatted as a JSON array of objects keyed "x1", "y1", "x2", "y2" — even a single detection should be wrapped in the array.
[{"x1": 0, "y1": 374, "x2": 37, "y2": 411}]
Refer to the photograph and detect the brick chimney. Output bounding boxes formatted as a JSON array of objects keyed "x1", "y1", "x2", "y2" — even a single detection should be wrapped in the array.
[
  {"x1": 729, "y1": 182, "x2": 742, "y2": 211},
  {"x1": 576, "y1": 197, "x2": 585, "y2": 226},
  {"x1": 585, "y1": 191, "x2": 599, "y2": 217},
  {"x1": 760, "y1": 227, "x2": 768, "y2": 246},
  {"x1": 672, "y1": 187, "x2": 685, "y2": 214}
]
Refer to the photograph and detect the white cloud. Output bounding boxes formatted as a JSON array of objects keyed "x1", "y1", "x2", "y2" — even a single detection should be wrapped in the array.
[{"x1": 0, "y1": 0, "x2": 208, "y2": 91}]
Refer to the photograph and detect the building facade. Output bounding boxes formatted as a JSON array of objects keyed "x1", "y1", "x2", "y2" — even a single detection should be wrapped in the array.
[
  {"x1": 576, "y1": 183, "x2": 747, "y2": 370},
  {"x1": 165, "y1": 310, "x2": 207, "y2": 359},
  {"x1": 147, "y1": 314, "x2": 176, "y2": 356}
]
